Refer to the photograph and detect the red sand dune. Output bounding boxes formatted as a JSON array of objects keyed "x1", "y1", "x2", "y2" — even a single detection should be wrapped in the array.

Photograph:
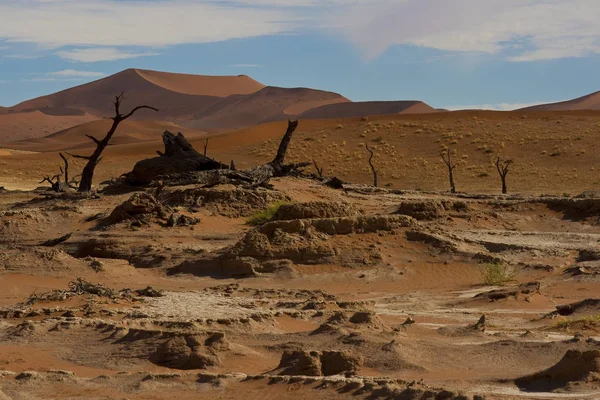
[
  {"x1": 520, "y1": 90, "x2": 600, "y2": 111},
  {"x1": 300, "y1": 101, "x2": 438, "y2": 119},
  {"x1": 6, "y1": 119, "x2": 205, "y2": 153},
  {"x1": 1, "y1": 68, "x2": 442, "y2": 143},
  {"x1": 135, "y1": 69, "x2": 264, "y2": 97},
  {"x1": 183, "y1": 86, "x2": 350, "y2": 130},
  {"x1": 0, "y1": 111, "x2": 97, "y2": 143}
]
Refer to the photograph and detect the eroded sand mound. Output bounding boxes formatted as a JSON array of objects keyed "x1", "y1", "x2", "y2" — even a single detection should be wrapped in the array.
[
  {"x1": 395, "y1": 200, "x2": 468, "y2": 221},
  {"x1": 108, "y1": 192, "x2": 167, "y2": 224},
  {"x1": 272, "y1": 201, "x2": 358, "y2": 221},
  {"x1": 151, "y1": 333, "x2": 227, "y2": 370},
  {"x1": 219, "y1": 214, "x2": 414, "y2": 275},
  {"x1": 160, "y1": 186, "x2": 290, "y2": 218},
  {"x1": 273, "y1": 350, "x2": 363, "y2": 377},
  {"x1": 515, "y1": 350, "x2": 600, "y2": 391}
]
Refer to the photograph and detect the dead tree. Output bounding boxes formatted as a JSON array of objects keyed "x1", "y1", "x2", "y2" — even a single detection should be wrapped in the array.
[
  {"x1": 126, "y1": 120, "x2": 309, "y2": 189},
  {"x1": 69, "y1": 93, "x2": 158, "y2": 192},
  {"x1": 365, "y1": 143, "x2": 378, "y2": 187},
  {"x1": 496, "y1": 157, "x2": 513, "y2": 194},
  {"x1": 59, "y1": 152, "x2": 69, "y2": 185},
  {"x1": 313, "y1": 160, "x2": 323, "y2": 177},
  {"x1": 441, "y1": 148, "x2": 457, "y2": 193},
  {"x1": 40, "y1": 174, "x2": 62, "y2": 192},
  {"x1": 204, "y1": 138, "x2": 209, "y2": 157}
]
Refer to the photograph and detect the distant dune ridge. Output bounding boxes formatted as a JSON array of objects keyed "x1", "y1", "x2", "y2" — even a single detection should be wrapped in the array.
[
  {"x1": 519, "y1": 90, "x2": 600, "y2": 111},
  {"x1": 300, "y1": 101, "x2": 438, "y2": 119},
  {"x1": 3, "y1": 67, "x2": 598, "y2": 145}
]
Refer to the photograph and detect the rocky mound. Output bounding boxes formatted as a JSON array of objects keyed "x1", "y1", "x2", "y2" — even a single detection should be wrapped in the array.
[
  {"x1": 553, "y1": 299, "x2": 600, "y2": 317},
  {"x1": 438, "y1": 315, "x2": 486, "y2": 337},
  {"x1": 395, "y1": 200, "x2": 468, "y2": 221},
  {"x1": 108, "y1": 193, "x2": 167, "y2": 224},
  {"x1": 160, "y1": 186, "x2": 290, "y2": 218},
  {"x1": 273, "y1": 350, "x2": 363, "y2": 376},
  {"x1": 219, "y1": 214, "x2": 414, "y2": 276},
  {"x1": 515, "y1": 350, "x2": 600, "y2": 391},
  {"x1": 475, "y1": 282, "x2": 540, "y2": 302},
  {"x1": 272, "y1": 202, "x2": 358, "y2": 221},
  {"x1": 151, "y1": 333, "x2": 228, "y2": 370}
]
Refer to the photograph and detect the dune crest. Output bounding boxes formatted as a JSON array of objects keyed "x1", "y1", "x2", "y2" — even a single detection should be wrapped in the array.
[
  {"x1": 134, "y1": 69, "x2": 265, "y2": 97},
  {"x1": 520, "y1": 90, "x2": 600, "y2": 111}
]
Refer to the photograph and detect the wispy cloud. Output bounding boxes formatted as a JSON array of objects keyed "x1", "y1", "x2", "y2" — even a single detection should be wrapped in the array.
[
  {"x1": 0, "y1": 0, "x2": 599, "y2": 64},
  {"x1": 47, "y1": 69, "x2": 105, "y2": 78},
  {"x1": 443, "y1": 102, "x2": 553, "y2": 111},
  {"x1": 21, "y1": 69, "x2": 106, "y2": 82},
  {"x1": 330, "y1": 0, "x2": 600, "y2": 62},
  {"x1": 0, "y1": 1, "x2": 295, "y2": 48},
  {"x1": 229, "y1": 63, "x2": 262, "y2": 68},
  {"x1": 57, "y1": 48, "x2": 159, "y2": 62},
  {"x1": 3, "y1": 54, "x2": 42, "y2": 60}
]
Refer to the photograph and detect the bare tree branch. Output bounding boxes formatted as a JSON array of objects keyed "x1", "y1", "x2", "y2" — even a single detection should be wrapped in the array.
[
  {"x1": 441, "y1": 148, "x2": 457, "y2": 193},
  {"x1": 85, "y1": 134, "x2": 101, "y2": 145},
  {"x1": 66, "y1": 152, "x2": 91, "y2": 160},
  {"x1": 76, "y1": 92, "x2": 158, "y2": 192},
  {"x1": 365, "y1": 143, "x2": 378, "y2": 187},
  {"x1": 496, "y1": 156, "x2": 513, "y2": 194}
]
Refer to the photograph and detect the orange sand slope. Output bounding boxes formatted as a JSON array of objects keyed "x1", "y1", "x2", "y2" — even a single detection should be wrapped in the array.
[
  {"x1": 1, "y1": 69, "x2": 355, "y2": 140},
  {"x1": 135, "y1": 69, "x2": 265, "y2": 96},
  {"x1": 0, "y1": 111, "x2": 97, "y2": 142},
  {"x1": 6, "y1": 119, "x2": 206, "y2": 153},
  {"x1": 520, "y1": 90, "x2": 600, "y2": 111}
]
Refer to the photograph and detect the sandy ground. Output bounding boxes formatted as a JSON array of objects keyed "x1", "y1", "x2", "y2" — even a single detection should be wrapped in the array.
[
  {"x1": 0, "y1": 173, "x2": 599, "y2": 399},
  {"x1": 1, "y1": 110, "x2": 600, "y2": 195}
]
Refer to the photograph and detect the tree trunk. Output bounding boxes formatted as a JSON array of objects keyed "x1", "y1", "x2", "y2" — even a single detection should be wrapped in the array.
[
  {"x1": 74, "y1": 93, "x2": 158, "y2": 192},
  {"x1": 449, "y1": 169, "x2": 456, "y2": 193},
  {"x1": 501, "y1": 178, "x2": 507, "y2": 194}
]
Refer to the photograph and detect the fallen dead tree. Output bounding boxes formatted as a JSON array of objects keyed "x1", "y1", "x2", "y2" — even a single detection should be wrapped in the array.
[{"x1": 123, "y1": 120, "x2": 310, "y2": 189}]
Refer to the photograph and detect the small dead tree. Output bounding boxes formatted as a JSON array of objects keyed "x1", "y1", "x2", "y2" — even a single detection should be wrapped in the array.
[
  {"x1": 40, "y1": 173, "x2": 62, "y2": 192},
  {"x1": 59, "y1": 152, "x2": 69, "y2": 185},
  {"x1": 441, "y1": 148, "x2": 457, "y2": 193},
  {"x1": 313, "y1": 160, "x2": 323, "y2": 177},
  {"x1": 496, "y1": 157, "x2": 513, "y2": 194},
  {"x1": 203, "y1": 138, "x2": 209, "y2": 157},
  {"x1": 365, "y1": 143, "x2": 378, "y2": 187},
  {"x1": 69, "y1": 93, "x2": 158, "y2": 192}
]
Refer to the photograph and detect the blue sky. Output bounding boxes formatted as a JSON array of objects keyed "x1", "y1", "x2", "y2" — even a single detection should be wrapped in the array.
[{"x1": 1, "y1": 0, "x2": 600, "y2": 109}]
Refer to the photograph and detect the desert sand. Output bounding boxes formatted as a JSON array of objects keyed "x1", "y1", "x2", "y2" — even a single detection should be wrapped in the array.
[{"x1": 0, "y1": 71, "x2": 599, "y2": 400}]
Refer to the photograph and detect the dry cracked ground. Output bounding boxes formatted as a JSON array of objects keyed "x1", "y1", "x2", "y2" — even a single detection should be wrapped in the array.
[{"x1": 0, "y1": 178, "x2": 599, "y2": 399}]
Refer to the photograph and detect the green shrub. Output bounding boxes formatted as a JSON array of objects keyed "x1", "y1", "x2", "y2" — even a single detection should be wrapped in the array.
[
  {"x1": 481, "y1": 263, "x2": 519, "y2": 286},
  {"x1": 246, "y1": 202, "x2": 290, "y2": 226}
]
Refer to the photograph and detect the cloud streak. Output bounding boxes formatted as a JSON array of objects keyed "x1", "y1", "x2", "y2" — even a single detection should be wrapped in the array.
[
  {"x1": 57, "y1": 48, "x2": 159, "y2": 62},
  {"x1": 333, "y1": 0, "x2": 600, "y2": 61},
  {"x1": 1, "y1": 0, "x2": 599, "y2": 63}
]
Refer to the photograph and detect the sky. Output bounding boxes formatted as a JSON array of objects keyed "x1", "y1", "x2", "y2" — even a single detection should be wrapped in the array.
[{"x1": 1, "y1": 0, "x2": 600, "y2": 109}]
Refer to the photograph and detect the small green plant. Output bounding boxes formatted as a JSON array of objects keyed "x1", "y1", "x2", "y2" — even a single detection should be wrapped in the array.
[
  {"x1": 481, "y1": 263, "x2": 519, "y2": 286},
  {"x1": 246, "y1": 202, "x2": 290, "y2": 226}
]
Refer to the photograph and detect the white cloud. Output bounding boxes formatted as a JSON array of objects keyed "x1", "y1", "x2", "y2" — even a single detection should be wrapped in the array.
[
  {"x1": 0, "y1": 0, "x2": 295, "y2": 48},
  {"x1": 57, "y1": 48, "x2": 159, "y2": 62},
  {"x1": 331, "y1": 0, "x2": 600, "y2": 61},
  {"x1": 0, "y1": 0, "x2": 599, "y2": 63},
  {"x1": 443, "y1": 102, "x2": 554, "y2": 111},
  {"x1": 47, "y1": 69, "x2": 105, "y2": 78}
]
